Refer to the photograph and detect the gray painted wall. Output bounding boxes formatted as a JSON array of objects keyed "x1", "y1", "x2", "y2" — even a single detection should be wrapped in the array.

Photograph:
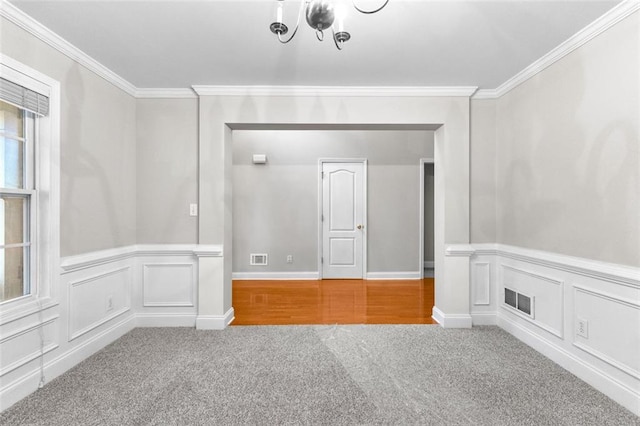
[
  {"x1": 232, "y1": 130, "x2": 434, "y2": 274},
  {"x1": 495, "y1": 10, "x2": 639, "y2": 266},
  {"x1": 470, "y1": 99, "x2": 497, "y2": 244},
  {"x1": 2, "y1": 17, "x2": 137, "y2": 257},
  {"x1": 136, "y1": 98, "x2": 198, "y2": 244}
]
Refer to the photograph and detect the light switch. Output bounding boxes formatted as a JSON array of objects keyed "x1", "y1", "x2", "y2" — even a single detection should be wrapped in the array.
[{"x1": 189, "y1": 203, "x2": 198, "y2": 216}]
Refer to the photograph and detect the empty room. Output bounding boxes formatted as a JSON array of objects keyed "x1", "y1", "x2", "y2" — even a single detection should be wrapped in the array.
[{"x1": 0, "y1": 0, "x2": 638, "y2": 424}]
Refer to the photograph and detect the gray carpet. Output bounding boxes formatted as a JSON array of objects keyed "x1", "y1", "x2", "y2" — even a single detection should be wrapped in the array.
[{"x1": 1, "y1": 326, "x2": 638, "y2": 425}]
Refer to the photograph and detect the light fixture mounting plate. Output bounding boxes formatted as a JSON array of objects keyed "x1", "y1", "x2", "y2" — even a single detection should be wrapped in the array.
[
  {"x1": 270, "y1": 22, "x2": 289, "y2": 35},
  {"x1": 335, "y1": 31, "x2": 350, "y2": 43}
]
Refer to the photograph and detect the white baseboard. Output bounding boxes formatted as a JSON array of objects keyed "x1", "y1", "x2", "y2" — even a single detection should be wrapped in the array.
[
  {"x1": 498, "y1": 312, "x2": 640, "y2": 416},
  {"x1": 233, "y1": 271, "x2": 423, "y2": 280},
  {"x1": 232, "y1": 272, "x2": 320, "y2": 280},
  {"x1": 136, "y1": 313, "x2": 196, "y2": 327},
  {"x1": 366, "y1": 271, "x2": 422, "y2": 280},
  {"x1": 471, "y1": 312, "x2": 498, "y2": 326},
  {"x1": 196, "y1": 308, "x2": 235, "y2": 330},
  {"x1": 0, "y1": 313, "x2": 135, "y2": 412},
  {"x1": 432, "y1": 306, "x2": 473, "y2": 328}
]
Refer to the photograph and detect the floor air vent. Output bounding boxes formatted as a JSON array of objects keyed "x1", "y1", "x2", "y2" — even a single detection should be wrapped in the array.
[
  {"x1": 250, "y1": 254, "x2": 268, "y2": 266},
  {"x1": 504, "y1": 287, "x2": 534, "y2": 318}
]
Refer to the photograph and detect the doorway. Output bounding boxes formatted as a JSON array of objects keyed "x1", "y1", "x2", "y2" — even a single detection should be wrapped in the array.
[
  {"x1": 319, "y1": 160, "x2": 367, "y2": 279},
  {"x1": 419, "y1": 158, "x2": 435, "y2": 279}
]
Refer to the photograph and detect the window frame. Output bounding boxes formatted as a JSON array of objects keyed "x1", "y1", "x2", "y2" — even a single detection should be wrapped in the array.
[
  {"x1": 0, "y1": 54, "x2": 60, "y2": 322},
  {"x1": 0, "y1": 107, "x2": 36, "y2": 303}
]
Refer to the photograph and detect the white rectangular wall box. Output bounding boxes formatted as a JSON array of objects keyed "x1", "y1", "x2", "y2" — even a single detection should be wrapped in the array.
[{"x1": 252, "y1": 154, "x2": 267, "y2": 164}]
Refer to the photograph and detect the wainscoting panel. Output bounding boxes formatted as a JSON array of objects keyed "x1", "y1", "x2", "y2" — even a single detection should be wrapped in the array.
[
  {"x1": 135, "y1": 248, "x2": 202, "y2": 326},
  {"x1": 2, "y1": 245, "x2": 220, "y2": 412},
  {"x1": 500, "y1": 264, "x2": 564, "y2": 338},
  {"x1": 143, "y1": 263, "x2": 195, "y2": 307},
  {"x1": 469, "y1": 251, "x2": 497, "y2": 325},
  {"x1": 0, "y1": 316, "x2": 58, "y2": 379},
  {"x1": 472, "y1": 262, "x2": 491, "y2": 306},
  {"x1": 473, "y1": 244, "x2": 640, "y2": 416},
  {"x1": 68, "y1": 267, "x2": 132, "y2": 341},
  {"x1": 573, "y1": 285, "x2": 640, "y2": 380}
]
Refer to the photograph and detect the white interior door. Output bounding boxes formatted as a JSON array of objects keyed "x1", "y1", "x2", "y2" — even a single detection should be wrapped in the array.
[{"x1": 321, "y1": 161, "x2": 365, "y2": 279}]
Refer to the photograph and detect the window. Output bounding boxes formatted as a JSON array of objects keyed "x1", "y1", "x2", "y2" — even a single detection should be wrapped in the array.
[
  {"x1": 0, "y1": 56, "x2": 59, "y2": 316},
  {"x1": 0, "y1": 100, "x2": 35, "y2": 302}
]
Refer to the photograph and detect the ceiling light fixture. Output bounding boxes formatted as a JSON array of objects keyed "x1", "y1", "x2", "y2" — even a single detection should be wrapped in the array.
[{"x1": 270, "y1": 0, "x2": 389, "y2": 50}]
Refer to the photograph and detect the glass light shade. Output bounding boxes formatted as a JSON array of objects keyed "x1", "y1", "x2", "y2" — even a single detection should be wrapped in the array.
[{"x1": 305, "y1": 0, "x2": 335, "y2": 31}]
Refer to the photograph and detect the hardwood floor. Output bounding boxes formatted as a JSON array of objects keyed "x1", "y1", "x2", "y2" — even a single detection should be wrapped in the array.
[{"x1": 232, "y1": 278, "x2": 436, "y2": 325}]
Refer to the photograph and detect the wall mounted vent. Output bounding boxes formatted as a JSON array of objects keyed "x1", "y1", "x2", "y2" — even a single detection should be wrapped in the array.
[
  {"x1": 250, "y1": 254, "x2": 268, "y2": 266},
  {"x1": 504, "y1": 287, "x2": 534, "y2": 318}
]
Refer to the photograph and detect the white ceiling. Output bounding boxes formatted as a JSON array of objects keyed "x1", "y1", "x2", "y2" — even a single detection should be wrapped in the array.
[{"x1": 8, "y1": 0, "x2": 621, "y2": 90}]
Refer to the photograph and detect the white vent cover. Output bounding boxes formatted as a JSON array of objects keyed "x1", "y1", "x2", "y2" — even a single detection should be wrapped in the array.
[{"x1": 250, "y1": 254, "x2": 268, "y2": 266}]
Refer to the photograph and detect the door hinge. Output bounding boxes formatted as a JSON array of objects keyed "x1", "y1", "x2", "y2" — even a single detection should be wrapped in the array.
[
  {"x1": 321, "y1": 171, "x2": 324, "y2": 179},
  {"x1": 321, "y1": 214, "x2": 324, "y2": 222},
  {"x1": 321, "y1": 257, "x2": 324, "y2": 264}
]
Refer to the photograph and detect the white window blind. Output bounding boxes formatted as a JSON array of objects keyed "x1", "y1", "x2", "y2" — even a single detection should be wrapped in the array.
[{"x1": 0, "y1": 77, "x2": 49, "y2": 116}]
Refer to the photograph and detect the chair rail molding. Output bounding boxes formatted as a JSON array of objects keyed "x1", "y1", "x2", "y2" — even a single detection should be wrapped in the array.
[{"x1": 469, "y1": 243, "x2": 640, "y2": 416}]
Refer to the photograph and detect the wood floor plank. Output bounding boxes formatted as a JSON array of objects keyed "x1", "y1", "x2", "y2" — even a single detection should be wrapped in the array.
[{"x1": 232, "y1": 278, "x2": 436, "y2": 325}]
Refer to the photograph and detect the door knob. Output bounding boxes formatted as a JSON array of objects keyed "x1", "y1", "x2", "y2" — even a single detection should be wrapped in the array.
[{"x1": 357, "y1": 224, "x2": 363, "y2": 230}]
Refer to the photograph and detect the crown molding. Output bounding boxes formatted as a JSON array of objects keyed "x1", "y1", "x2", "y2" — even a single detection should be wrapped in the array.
[
  {"x1": 0, "y1": 0, "x2": 137, "y2": 97},
  {"x1": 471, "y1": 89, "x2": 500, "y2": 100},
  {"x1": 191, "y1": 85, "x2": 478, "y2": 98},
  {"x1": 473, "y1": 0, "x2": 640, "y2": 100},
  {"x1": 3, "y1": 0, "x2": 636, "y2": 102},
  {"x1": 135, "y1": 88, "x2": 197, "y2": 99}
]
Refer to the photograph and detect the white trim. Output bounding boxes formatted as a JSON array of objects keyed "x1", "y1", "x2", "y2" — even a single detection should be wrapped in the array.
[
  {"x1": 471, "y1": 312, "x2": 498, "y2": 326},
  {"x1": 142, "y1": 263, "x2": 195, "y2": 307},
  {"x1": 572, "y1": 286, "x2": 640, "y2": 380},
  {"x1": 60, "y1": 244, "x2": 223, "y2": 273},
  {"x1": 0, "y1": 299, "x2": 58, "y2": 326},
  {"x1": 2, "y1": 0, "x2": 634, "y2": 103},
  {"x1": 0, "y1": 343, "x2": 58, "y2": 378},
  {"x1": 499, "y1": 312, "x2": 640, "y2": 417},
  {"x1": 472, "y1": 1, "x2": 640, "y2": 99},
  {"x1": 475, "y1": 244, "x2": 639, "y2": 288},
  {"x1": 445, "y1": 244, "x2": 476, "y2": 257},
  {"x1": 69, "y1": 307, "x2": 130, "y2": 342},
  {"x1": 365, "y1": 272, "x2": 422, "y2": 280},
  {"x1": 0, "y1": 0, "x2": 137, "y2": 97},
  {"x1": 196, "y1": 308, "x2": 235, "y2": 330},
  {"x1": 470, "y1": 243, "x2": 640, "y2": 415},
  {"x1": 192, "y1": 85, "x2": 478, "y2": 98},
  {"x1": 192, "y1": 245, "x2": 224, "y2": 257},
  {"x1": 0, "y1": 54, "x2": 51, "y2": 97},
  {"x1": 134, "y1": 88, "x2": 197, "y2": 99},
  {"x1": 0, "y1": 315, "x2": 58, "y2": 344},
  {"x1": 471, "y1": 243, "x2": 500, "y2": 256},
  {"x1": 500, "y1": 264, "x2": 564, "y2": 338},
  {"x1": 138, "y1": 244, "x2": 218, "y2": 257},
  {"x1": 0, "y1": 313, "x2": 135, "y2": 412},
  {"x1": 471, "y1": 89, "x2": 500, "y2": 100},
  {"x1": 136, "y1": 313, "x2": 197, "y2": 327},
  {"x1": 61, "y1": 245, "x2": 137, "y2": 273},
  {"x1": 232, "y1": 272, "x2": 320, "y2": 280},
  {"x1": 68, "y1": 266, "x2": 132, "y2": 341},
  {"x1": 0, "y1": 54, "x2": 61, "y2": 330},
  {"x1": 471, "y1": 262, "x2": 491, "y2": 306},
  {"x1": 432, "y1": 306, "x2": 473, "y2": 328}
]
